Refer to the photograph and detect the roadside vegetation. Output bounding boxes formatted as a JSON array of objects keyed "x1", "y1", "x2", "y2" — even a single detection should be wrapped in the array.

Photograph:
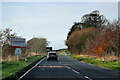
[
  {"x1": 2, "y1": 55, "x2": 45, "y2": 80},
  {"x1": 69, "y1": 54, "x2": 120, "y2": 71},
  {"x1": 0, "y1": 28, "x2": 48, "y2": 61},
  {"x1": 0, "y1": 28, "x2": 49, "y2": 79},
  {"x1": 65, "y1": 10, "x2": 119, "y2": 70}
]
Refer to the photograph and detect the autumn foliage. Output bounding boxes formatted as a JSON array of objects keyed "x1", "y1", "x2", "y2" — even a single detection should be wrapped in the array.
[
  {"x1": 66, "y1": 24, "x2": 119, "y2": 57},
  {"x1": 88, "y1": 25, "x2": 119, "y2": 57},
  {"x1": 66, "y1": 27, "x2": 96, "y2": 53}
]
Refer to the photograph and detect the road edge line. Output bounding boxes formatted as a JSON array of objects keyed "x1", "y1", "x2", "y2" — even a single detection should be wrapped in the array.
[{"x1": 18, "y1": 57, "x2": 46, "y2": 80}]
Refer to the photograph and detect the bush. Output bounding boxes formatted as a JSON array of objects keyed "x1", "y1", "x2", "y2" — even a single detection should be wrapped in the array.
[
  {"x1": 66, "y1": 27, "x2": 96, "y2": 53},
  {"x1": 85, "y1": 25, "x2": 119, "y2": 57}
]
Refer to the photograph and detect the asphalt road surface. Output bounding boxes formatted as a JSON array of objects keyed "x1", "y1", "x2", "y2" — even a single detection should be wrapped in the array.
[{"x1": 19, "y1": 55, "x2": 119, "y2": 80}]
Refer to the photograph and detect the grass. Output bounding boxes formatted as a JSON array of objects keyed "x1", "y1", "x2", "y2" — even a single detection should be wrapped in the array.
[
  {"x1": 69, "y1": 54, "x2": 120, "y2": 71},
  {"x1": 65, "y1": 50, "x2": 71, "y2": 54},
  {"x1": 2, "y1": 55, "x2": 45, "y2": 80},
  {"x1": 0, "y1": 64, "x2": 2, "y2": 80}
]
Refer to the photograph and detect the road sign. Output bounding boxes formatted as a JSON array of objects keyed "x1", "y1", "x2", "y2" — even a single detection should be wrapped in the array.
[
  {"x1": 11, "y1": 38, "x2": 26, "y2": 48},
  {"x1": 15, "y1": 48, "x2": 22, "y2": 55}
]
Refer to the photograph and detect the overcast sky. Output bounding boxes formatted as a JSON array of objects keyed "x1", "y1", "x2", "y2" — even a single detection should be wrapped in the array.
[{"x1": 1, "y1": 2, "x2": 118, "y2": 50}]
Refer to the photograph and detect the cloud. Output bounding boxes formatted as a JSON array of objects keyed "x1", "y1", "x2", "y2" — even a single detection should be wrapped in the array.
[
  {"x1": 2, "y1": 0, "x2": 119, "y2": 2},
  {"x1": 2, "y1": 2, "x2": 118, "y2": 49}
]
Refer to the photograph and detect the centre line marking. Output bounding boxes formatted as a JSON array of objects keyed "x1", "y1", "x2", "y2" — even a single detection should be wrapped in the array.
[
  {"x1": 67, "y1": 66, "x2": 71, "y2": 69},
  {"x1": 72, "y1": 69, "x2": 80, "y2": 74},
  {"x1": 85, "y1": 76, "x2": 92, "y2": 80},
  {"x1": 67, "y1": 66, "x2": 92, "y2": 80}
]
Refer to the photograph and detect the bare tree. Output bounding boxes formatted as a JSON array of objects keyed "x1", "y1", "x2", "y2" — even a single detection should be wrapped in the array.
[
  {"x1": 2, "y1": 28, "x2": 17, "y2": 45},
  {"x1": 81, "y1": 10, "x2": 108, "y2": 27},
  {"x1": 1, "y1": 28, "x2": 19, "y2": 60}
]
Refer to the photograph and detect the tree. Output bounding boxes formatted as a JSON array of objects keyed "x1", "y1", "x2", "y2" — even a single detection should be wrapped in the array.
[
  {"x1": 67, "y1": 22, "x2": 85, "y2": 40},
  {"x1": 1, "y1": 28, "x2": 18, "y2": 45},
  {"x1": 85, "y1": 21, "x2": 119, "y2": 57},
  {"x1": 0, "y1": 29, "x2": 2, "y2": 48},
  {"x1": 1, "y1": 28, "x2": 20, "y2": 60},
  {"x1": 26, "y1": 37, "x2": 48, "y2": 54},
  {"x1": 0, "y1": 30, "x2": 2, "y2": 62},
  {"x1": 81, "y1": 10, "x2": 108, "y2": 27},
  {"x1": 66, "y1": 27, "x2": 96, "y2": 53}
]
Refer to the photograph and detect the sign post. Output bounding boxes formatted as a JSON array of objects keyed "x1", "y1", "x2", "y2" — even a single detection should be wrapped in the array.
[
  {"x1": 11, "y1": 38, "x2": 26, "y2": 62},
  {"x1": 15, "y1": 48, "x2": 22, "y2": 61}
]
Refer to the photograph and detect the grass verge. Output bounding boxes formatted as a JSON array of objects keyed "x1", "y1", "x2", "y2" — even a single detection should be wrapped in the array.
[
  {"x1": 69, "y1": 54, "x2": 120, "y2": 71},
  {"x1": 2, "y1": 55, "x2": 46, "y2": 80}
]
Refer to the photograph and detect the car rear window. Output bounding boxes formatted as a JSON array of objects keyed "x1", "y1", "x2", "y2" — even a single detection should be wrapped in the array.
[{"x1": 49, "y1": 53, "x2": 56, "y2": 55}]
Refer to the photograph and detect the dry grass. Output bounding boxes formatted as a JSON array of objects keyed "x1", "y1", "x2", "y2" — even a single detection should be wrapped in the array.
[
  {"x1": 2, "y1": 55, "x2": 17, "y2": 61},
  {"x1": 104, "y1": 56, "x2": 118, "y2": 61},
  {"x1": 2, "y1": 52, "x2": 47, "y2": 61},
  {"x1": 77, "y1": 54, "x2": 119, "y2": 62}
]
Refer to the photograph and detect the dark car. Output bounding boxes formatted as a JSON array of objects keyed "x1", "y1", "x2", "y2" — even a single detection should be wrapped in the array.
[{"x1": 47, "y1": 52, "x2": 58, "y2": 61}]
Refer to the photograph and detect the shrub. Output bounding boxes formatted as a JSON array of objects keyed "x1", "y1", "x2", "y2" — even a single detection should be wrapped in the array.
[{"x1": 66, "y1": 27, "x2": 96, "y2": 54}]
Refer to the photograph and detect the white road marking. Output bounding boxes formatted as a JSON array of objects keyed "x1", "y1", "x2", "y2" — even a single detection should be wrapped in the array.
[
  {"x1": 67, "y1": 66, "x2": 93, "y2": 80},
  {"x1": 87, "y1": 63, "x2": 94, "y2": 66},
  {"x1": 81, "y1": 61, "x2": 86, "y2": 63},
  {"x1": 85, "y1": 76, "x2": 92, "y2": 80},
  {"x1": 72, "y1": 69, "x2": 80, "y2": 74},
  {"x1": 34, "y1": 58, "x2": 45, "y2": 67},
  {"x1": 67, "y1": 66, "x2": 80, "y2": 74},
  {"x1": 67, "y1": 66, "x2": 71, "y2": 69},
  {"x1": 18, "y1": 57, "x2": 46, "y2": 80}
]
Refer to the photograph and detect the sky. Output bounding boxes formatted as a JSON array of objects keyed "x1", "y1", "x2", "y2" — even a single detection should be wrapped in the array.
[
  {"x1": 1, "y1": 2, "x2": 118, "y2": 50},
  {"x1": 118, "y1": 2, "x2": 120, "y2": 21},
  {"x1": 1, "y1": 0, "x2": 120, "y2": 2}
]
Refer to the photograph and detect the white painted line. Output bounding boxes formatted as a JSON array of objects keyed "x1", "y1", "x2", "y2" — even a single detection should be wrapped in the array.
[
  {"x1": 72, "y1": 69, "x2": 80, "y2": 74},
  {"x1": 34, "y1": 57, "x2": 45, "y2": 67},
  {"x1": 18, "y1": 57, "x2": 46, "y2": 80},
  {"x1": 67, "y1": 66, "x2": 71, "y2": 69},
  {"x1": 81, "y1": 61, "x2": 86, "y2": 63},
  {"x1": 66, "y1": 66, "x2": 80, "y2": 74},
  {"x1": 85, "y1": 76, "x2": 92, "y2": 80},
  {"x1": 67, "y1": 66, "x2": 92, "y2": 80},
  {"x1": 88, "y1": 63, "x2": 94, "y2": 66}
]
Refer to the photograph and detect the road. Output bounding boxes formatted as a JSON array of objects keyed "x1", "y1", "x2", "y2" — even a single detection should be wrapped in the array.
[{"x1": 19, "y1": 55, "x2": 119, "y2": 80}]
